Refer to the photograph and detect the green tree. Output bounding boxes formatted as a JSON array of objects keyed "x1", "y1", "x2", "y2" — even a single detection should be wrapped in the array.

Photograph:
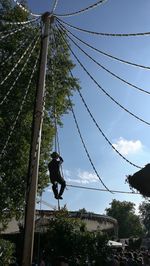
[
  {"x1": 105, "y1": 199, "x2": 143, "y2": 238},
  {"x1": 0, "y1": 239, "x2": 15, "y2": 265},
  {"x1": 41, "y1": 209, "x2": 109, "y2": 266},
  {"x1": 0, "y1": 1, "x2": 79, "y2": 228},
  {"x1": 139, "y1": 200, "x2": 150, "y2": 236}
]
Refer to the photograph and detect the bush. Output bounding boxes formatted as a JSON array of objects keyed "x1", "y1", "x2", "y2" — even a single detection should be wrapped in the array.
[{"x1": 0, "y1": 238, "x2": 15, "y2": 265}]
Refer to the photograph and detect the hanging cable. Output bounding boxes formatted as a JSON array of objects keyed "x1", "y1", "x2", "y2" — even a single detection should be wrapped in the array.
[
  {"x1": 0, "y1": 36, "x2": 40, "y2": 106},
  {"x1": 67, "y1": 184, "x2": 139, "y2": 195},
  {"x1": 57, "y1": 21, "x2": 150, "y2": 71},
  {"x1": 68, "y1": 95, "x2": 112, "y2": 193},
  {"x1": 50, "y1": 33, "x2": 58, "y2": 152},
  {"x1": 56, "y1": 17, "x2": 150, "y2": 37},
  {"x1": 62, "y1": 27, "x2": 150, "y2": 96},
  {"x1": 56, "y1": 26, "x2": 150, "y2": 127},
  {"x1": 51, "y1": 0, "x2": 59, "y2": 13},
  {"x1": 55, "y1": 124, "x2": 65, "y2": 184},
  {"x1": 53, "y1": 28, "x2": 142, "y2": 177},
  {"x1": 1, "y1": 33, "x2": 35, "y2": 67},
  {"x1": 0, "y1": 24, "x2": 35, "y2": 40},
  {"x1": 57, "y1": 23, "x2": 150, "y2": 96},
  {"x1": 12, "y1": 0, "x2": 41, "y2": 17},
  {"x1": 50, "y1": 32, "x2": 61, "y2": 210},
  {"x1": 51, "y1": 28, "x2": 67, "y2": 202},
  {"x1": 0, "y1": 51, "x2": 40, "y2": 158},
  {"x1": 54, "y1": 0, "x2": 107, "y2": 18},
  {"x1": 0, "y1": 32, "x2": 40, "y2": 86},
  {"x1": 0, "y1": 22, "x2": 33, "y2": 35},
  {"x1": 69, "y1": 71, "x2": 142, "y2": 169},
  {"x1": 1, "y1": 17, "x2": 39, "y2": 26}
]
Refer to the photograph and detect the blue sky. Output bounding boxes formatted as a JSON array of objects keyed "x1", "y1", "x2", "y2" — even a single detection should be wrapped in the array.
[{"x1": 24, "y1": 0, "x2": 150, "y2": 214}]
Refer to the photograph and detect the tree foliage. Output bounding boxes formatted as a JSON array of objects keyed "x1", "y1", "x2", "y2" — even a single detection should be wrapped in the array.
[
  {"x1": 0, "y1": 0, "x2": 79, "y2": 228},
  {"x1": 139, "y1": 200, "x2": 150, "y2": 236},
  {"x1": 40, "y1": 209, "x2": 110, "y2": 265},
  {"x1": 0, "y1": 238, "x2": 15, "y2": 265},
  {"x1": 105, "y1": 199, "x2": 143, "y2": 238}
]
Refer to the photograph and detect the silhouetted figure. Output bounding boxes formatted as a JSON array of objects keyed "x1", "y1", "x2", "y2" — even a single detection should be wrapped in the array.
[{"x1": 48, "y1": 152, "x2": 66, "y2": 200}]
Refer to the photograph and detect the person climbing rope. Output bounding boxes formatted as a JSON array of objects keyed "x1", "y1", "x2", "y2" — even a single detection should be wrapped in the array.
[{"x1": 48, "y1": 152, "x2": 66, "y2": 200}]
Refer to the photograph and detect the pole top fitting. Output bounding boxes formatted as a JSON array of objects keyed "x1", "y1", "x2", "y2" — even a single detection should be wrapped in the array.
[{"x1": 42, "y1": 12, "x2": 55, "y2": 23}]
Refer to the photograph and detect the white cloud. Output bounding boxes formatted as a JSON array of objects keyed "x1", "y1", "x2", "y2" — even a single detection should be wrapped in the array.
[
  {"x1": 112, "y1": 137, "x2": 143, "y2": 156},
  {"x1": 45, "y1": 187, "x2": 52, "y2": 193},
  {"x1": 63, "y1": 169, "x2": 71, "y2": 178},
  {"x1": 64, "y1": 169, "x2": 99, "y2": 184},
  {"x1": 77, "y1": 170, "x2": 98, "y2": 184}
]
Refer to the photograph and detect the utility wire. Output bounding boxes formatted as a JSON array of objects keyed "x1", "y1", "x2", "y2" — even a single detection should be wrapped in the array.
[
  {"x1": 51, "y1": 0, "x2": 59, "y2": 13},
  {"x1": 50, "y1": 31, "x2": 58, "y2": 151},
  {"x1": 0, "y1": 24, "x2": 34, "y2": 40},
  {"x1": 71, "y1": 71, "x2": 141, "y2": 169},
  {"x1": 0, "y1": 52, "x2": 40, "y2": 158},
  {"x1": 0, "y1": 35, "x2": 40, "y2": 105},
  {"x1": 56, "y1": 27, "x2": 150, "y2": 127},
  {"x1": 68, "y1": 95, "x2": 112, "y2": 193},
  {"x1": 56, "y1": 17, "x2": 150, "y2": 37},
  {"x1": 12, "y1": 0, "x2": 41, "y2": 17},
  {"x1": 1, "y1": 34, "x2": 34, "y2": 67},
  {"x1": 0, "y1": 32, "x2": 40, "y2": 86},
  {"x1": 58, "y1": 23, "x2": 150, "y2": 96},
  {"x1": 67, "y1": 184, "x2": 139, "y2": 195},
  {"x1": 58, "y1": 21, "x2": 150, "y2": 71},
  {"x1": 1, "y1": 17, "x2": 39, "y2": 26},
  {"x1": 64, "y1": 27, "x2": 150, "y2": 97},
  {"x1": 54, "y1": 0, "x2": 107, "y2": 18}
]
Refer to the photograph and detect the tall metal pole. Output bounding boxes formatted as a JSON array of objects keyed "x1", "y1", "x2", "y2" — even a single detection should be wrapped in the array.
[{"x1": 22, "y1": 12, "x2": 53, "y2": 266}]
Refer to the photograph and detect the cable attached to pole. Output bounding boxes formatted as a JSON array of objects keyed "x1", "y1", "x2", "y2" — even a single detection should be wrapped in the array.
[
  {"x1": 1, "y1": 17, "x2": 39, "y2": 26},
  {"x1": 0, "y1": 35, "x2": 40, "y2": 105},
  {"x1": 56, "y1": 25, "x2": 150, "y2": 127},
  {"x1": 57, "y1": 21, "x2": 150, "y2": 72},
  {"x1": 51, "y1": 0, "x2": 59, "y2": 13},
  {"x1": 0, "y1": 32, "x2": 40, "y2": 86},
  {"x1": 68, "y1": 70, "x2": 142, "y2": 169},
  {"x1": 12, "y1": 0, "x2": 41, "y2": 17},
  {"x1": 0, "y1": 51, "x2": 40, "y2": 158},
  {"x1": 67, "y1": 94, "x2": 112, "y2": 193},
  {"x1": 56, "y1": 17, "x2": 150, "y2": 37},
  {"x1": 57, "y1": 22, "x2": 150, "y2": 96},
  {"x1": 53, "y1": 26, "x2": 142, "y2": 171},
  {"x1": 54, "y1": 0, "x2": 108, "y2": 18},
  {"x1": 0, "y1": 23, "x2": 34, "y2": 40},
  {"x1": 67, "y1": 184, "x2": 139, "y2": 195}
]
